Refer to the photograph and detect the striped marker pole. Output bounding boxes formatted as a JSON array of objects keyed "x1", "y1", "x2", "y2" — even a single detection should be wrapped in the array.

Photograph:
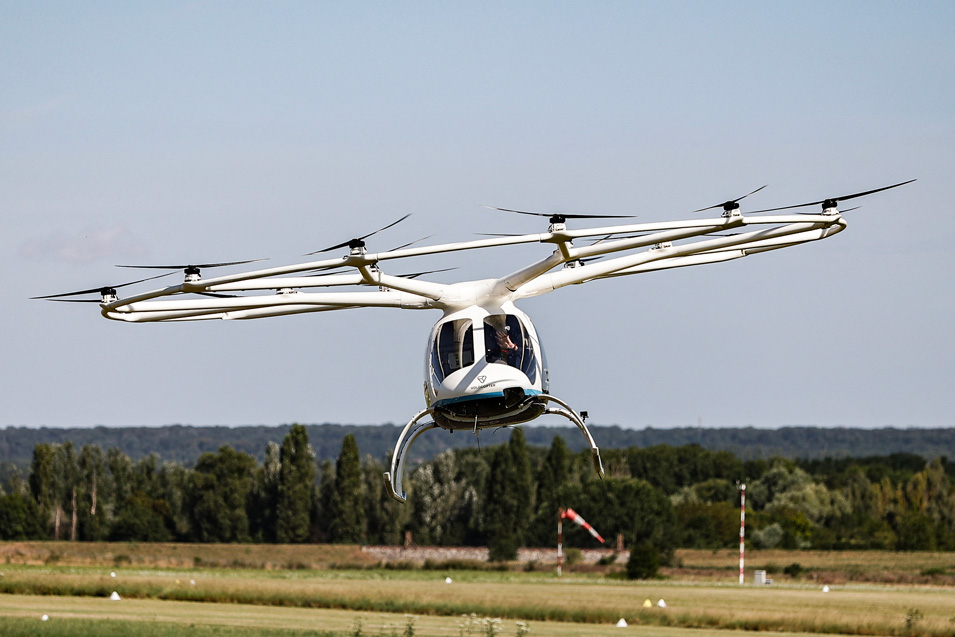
[
  {"x1": 557, "y1": 508, "x2": 563, "y2": 578},
  {"x1": 739, "y1": 483, "x2": 746, "y2": 585}
]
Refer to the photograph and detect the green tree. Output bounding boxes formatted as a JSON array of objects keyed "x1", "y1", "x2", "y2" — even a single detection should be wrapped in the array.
[
  {"x1": 315, "y1": 459, "x2": 336, "y2": 542},
  {"x1": 187, "y1": 446, "x2": 256, "y2": 542},
  {"x1": 408, "y1": 450, "x2": 465, "y2": 545},
  {"x1": 250, "y1": 441, "x2": 281, "y2": 542},
  {"x1": 329, "y1": 434, "x2": 365, "y2": 543},
  {"x1": 485, "y1": 429, "x2": 533, "y2": 561},
  {"x1": 52, "y1": 442, "x2": 79, "y2": 540},
  {"x1": 110, "y1": 491, "x2": 173, "y2": 541},
  {"x1": 28, "y1": 443, "x2": 55, "y2": 538},
  {"x1": 895, "y1": 511, "x2": 936, "y2": 550},
  {"x1": 364, "y1": 454, "x2": 405, "y2": 545},
  {"x1": 626, "y1": 540, "x2": 660, "y2": 579},
  {"x1": 508, "y1": 428, "x2": 534, "y2": 543},
  {"x1": 0, "y1": 493, "x2": 44, "y2": 540},
  {"x1": 77, "y1": 444, "x2": 108, "y2": 541},
  {"x1": 276, "y1": 425, "x2": 316, "y2": 543},
  {"x1": 485, "y1": 444, "x2": 518, "y2": 561},
  {"x1": 528, "y1": 435, "x2": 571, "y2": 546},
  {"x1": 106, "y1": 447, "x2": 135, "y2": 509},
  {"x1": 158, "y1": 461, "x2": 191, "y2": 540}
]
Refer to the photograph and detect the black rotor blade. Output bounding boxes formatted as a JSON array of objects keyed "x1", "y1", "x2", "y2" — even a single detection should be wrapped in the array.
[
  {"x1": 306, "y1": 214, "x2": 412, "y2": 255},
  {"x1": 194, "y1": 291, "x2": 240, "y2": 299},
  {"x1": 588, "y1": 232, "x2": 653, "y2": 245},
  {"x1": 46, "y1": 298, "x2": 110, "y2": 303},
  {"x1": 31, "y1": 272, "x2": 174, "y2": 300},
  {"x1": 116, "y1": 258, "x2": 266, "y2": 270},
  {"x1": 388, "y1": 234, "x2": 433, "y2": 252},
  {"x1": 398, "y1": 267, "x2": 458, "y2": 279},
  {"x1": 693, "y1": 185, "x2": 768, "y2": 213},
  {"x1": 748, "y1": 179, "x2": 915, "y2": 213},
  {"x1": 482, "y1": 205, "x2": 635, "y2": 220},
  {"x1": 307, "y1": 266, "x2": 354, "y2": 277}
]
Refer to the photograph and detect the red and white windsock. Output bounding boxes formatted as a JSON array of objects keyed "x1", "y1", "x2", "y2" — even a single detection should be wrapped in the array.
[{"x1": 561, "y1": 507, "x2": 605, "y2": 544}]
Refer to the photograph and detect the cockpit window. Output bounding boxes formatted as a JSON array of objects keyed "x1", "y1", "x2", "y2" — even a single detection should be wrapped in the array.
[
  {"x1": 431, "y1": 319, "x2": 474, "y2": 383},
  {"x1": 483, "y1": 314, "x2": 537, "y2": 382}
]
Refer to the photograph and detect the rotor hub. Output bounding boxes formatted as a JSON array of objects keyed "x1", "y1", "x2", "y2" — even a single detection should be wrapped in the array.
[{"x1": 183, "y1": 266, "x2": 201, "y2": 283}]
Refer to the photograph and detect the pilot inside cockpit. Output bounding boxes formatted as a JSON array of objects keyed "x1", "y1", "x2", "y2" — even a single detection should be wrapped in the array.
[{"x1": 484, "y1": 315, "x2": 519, "y2": 364}]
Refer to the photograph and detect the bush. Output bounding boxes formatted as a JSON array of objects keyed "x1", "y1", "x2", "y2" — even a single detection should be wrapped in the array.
[
  {"x1": 0, "y1": 494, "x2": 44, "y2": 540},
  {"x1": 564, "y1": 548, "x2": 582, "y2": 566},
  {"x1": 488, "y1": 533, "x2": 518, "y2": 562},
  {"x1": 596, "y1": 553, "x2": 618, "y2": 566},
  {"x1": 626, "y1": 541, "x2": 659, "y2": 579},
  {"x1": 751, "y1": 523, "x2": 783, "y2": 549},
  {"x1": 783, "y1": 563, "x2": 804, "y2": 578}
]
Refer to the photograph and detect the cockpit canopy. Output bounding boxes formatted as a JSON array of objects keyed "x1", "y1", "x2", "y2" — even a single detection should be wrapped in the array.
[{"x1": 430, "y1": 313, "x2": 538, "y2": 384}]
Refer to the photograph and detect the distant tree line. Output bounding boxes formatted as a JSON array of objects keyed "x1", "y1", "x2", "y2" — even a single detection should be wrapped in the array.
[
  {"x1": 3, "y1": 424, "x2": 955, "y2": 470},
  {"x1": 2, "y1": 425, "x2": 954, "y2": 577}
]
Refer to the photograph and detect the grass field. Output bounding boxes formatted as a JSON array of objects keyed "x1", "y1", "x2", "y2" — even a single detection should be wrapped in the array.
[{"x1": 1, "y1": 542, "x2": 954, "y2": 636}]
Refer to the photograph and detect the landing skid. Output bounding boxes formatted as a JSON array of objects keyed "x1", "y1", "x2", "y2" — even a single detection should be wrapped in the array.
[
  {"x1": 384, "y1": 396, "x2": 604, "y2": 503},
  {"x1": 537, "y1": 394, "x2": 606, "y2": 479},
  {"x1": 384, "y1": 408, "x2": 435, "y2": 503}
]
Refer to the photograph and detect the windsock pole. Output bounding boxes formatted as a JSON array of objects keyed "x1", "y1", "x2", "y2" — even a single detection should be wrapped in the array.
[
  {"x1": 739, "y1": 483, "x2": 746, "y2": 584},
  {"x1": 557, "y1": 508, "x2": 564, "y2": 578}
]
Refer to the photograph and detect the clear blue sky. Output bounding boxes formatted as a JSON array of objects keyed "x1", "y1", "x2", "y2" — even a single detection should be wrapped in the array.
[{"x1": 3, "y1": 1, "x2": 952, "y2": 429}]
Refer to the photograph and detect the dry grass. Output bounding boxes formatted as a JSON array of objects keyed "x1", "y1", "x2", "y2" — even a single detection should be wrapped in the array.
[
  {"x1": 0, "y1": 594, "x2": 851, "y2": 637},
  {"x1": 0, "y1": 541, "x2": 377, "y2": 571},
  {"x1": 672, "y1": 549, "x2": 955, "y2": 585},
  {"x1": 2, "y1": 563, "x2": 955, "y2": 635},
  {"x1": 3, "y1": 543, "x2": 955, "y2": 635}
]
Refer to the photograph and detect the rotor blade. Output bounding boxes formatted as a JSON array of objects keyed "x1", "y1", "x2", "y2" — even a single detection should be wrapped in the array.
[
  {"x1": 307, "y1": 213, "x2": 412, "y2": 255},
  {"x1": 116, "y1": 259, "x2": 267, "y2": 270},
  {"x1": 31, "y1": 272, "x2": 175, "y2": 300},
  {"x1": 307, "y1": 266, "x2": 355, "y2": 277},
  {"x1": 45, "y1": 298, "x2": 109, "y2": 303},
  {"x1": 693, "y1": 185, "x2": 768, "y2": 213},
  {"x1": 194, "y1": 291, "x2": 240, "y2": 298},
  {"x1": 398, "y1": 267, "x2": 457, "y2": 279},
  {"x1": 482, "y1": 205, "x2": 635, "y2": 220},
  {"x1": 748, "y1": 179, "x2": 915, "y2": 213},
  {"x1": 389, "y1": 234, "x2": 433, "y2": 252},
  {"x1": 588, "y1": 232, "x2": 653, "y2": 245}
]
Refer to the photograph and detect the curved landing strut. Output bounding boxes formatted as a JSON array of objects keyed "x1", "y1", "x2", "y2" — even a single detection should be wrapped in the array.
[
  {"x1": 384, "y1": 397, "x2": 604, "y2": 503},
  {"x1": 537, "y1": 393, "x2": 606, "y2": 479},
  {"x1": 384, "y1": 408, "x2": 436, "y2": 503}
]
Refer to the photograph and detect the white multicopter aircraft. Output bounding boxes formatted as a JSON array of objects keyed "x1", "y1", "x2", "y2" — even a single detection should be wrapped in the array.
[{"x1": 36, "y1": 180, "x2": 913, "y2": 502}]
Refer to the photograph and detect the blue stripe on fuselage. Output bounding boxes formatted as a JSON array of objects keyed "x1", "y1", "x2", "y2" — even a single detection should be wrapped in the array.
[{"x1": 433, "y1": 389, "x2": 542, "y2": 409}]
